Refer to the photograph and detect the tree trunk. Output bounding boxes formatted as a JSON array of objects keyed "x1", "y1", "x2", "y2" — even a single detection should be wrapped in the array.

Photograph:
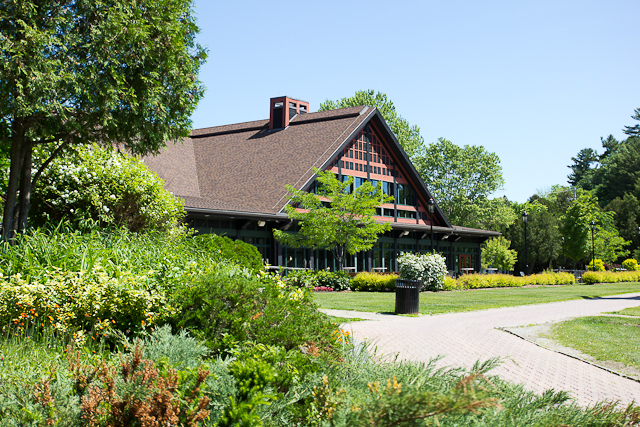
[
  {"x1": 17, "y1": 140, "x2": 33, "y2": 233},
  {"x1": 334, "y1": 245, "x2": 345, "y2": 271},
  {"x1": 2, "y1": 128, "x2": 26, "y2": 241}
]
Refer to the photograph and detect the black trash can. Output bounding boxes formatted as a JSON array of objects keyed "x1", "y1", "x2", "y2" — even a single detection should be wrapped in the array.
[{"x1": 395, "y1": 279, "x2": 421, "y2": 314}]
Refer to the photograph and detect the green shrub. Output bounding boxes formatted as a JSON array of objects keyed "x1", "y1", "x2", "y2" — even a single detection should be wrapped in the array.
[
  {"x1": 285, "y1": 269, "x2": 319, "y2": 289},
  {"x1": 192, "y1": 234, "x2": 263, "y2": 272},
  {"x1": 351, "y1": 272, "x2": 399, "y2": 292},
  {"x1": 172, "y1": 268, "x2": 338, "y2": 354},
  {"x1": 457, "y1": 272, "x2": 575, "y2": 290},
  {"x1": 30, "y1": 144, "x2": 185, "y2": 232},
  {"x1": 582, "y1": 271, "x2": 640, "y2": 285},
  {"x1": 587, "y1": 258, "x2": 606, "y2": 271},
  {"x1": 316, "y1": 270, "x2": 351, "y2": 291},
  {"x1": 442, "y1": 276, "x2": 463, "y2": 291},
  {"x1": 622, "y1": 258, "x2": 640, "y2": 271}
]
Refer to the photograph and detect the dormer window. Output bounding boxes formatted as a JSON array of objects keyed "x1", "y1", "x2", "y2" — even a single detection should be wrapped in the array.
[
  {"x1": 289, "y1": 102, "x2": 297, "y2": 120},
  {"x1": 299, "y1": 105, "x2": 307, "y2": 114}
]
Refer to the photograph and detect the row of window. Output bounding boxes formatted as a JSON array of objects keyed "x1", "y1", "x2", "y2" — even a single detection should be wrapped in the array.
[
  {"x1": 338, "y1": 160, "x2": 393, "y2": 176},
  {"x1": 375, "y1": 208, "x2": 417, "y2": 219},
  {"x1": 310, "y1": 175, "x2": 416, "y2": 206}
]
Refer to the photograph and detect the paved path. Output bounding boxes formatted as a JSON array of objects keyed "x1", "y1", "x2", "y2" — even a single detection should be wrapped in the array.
[{"x1": 322, "y1": 292, "x2": 640, "y2": 407}]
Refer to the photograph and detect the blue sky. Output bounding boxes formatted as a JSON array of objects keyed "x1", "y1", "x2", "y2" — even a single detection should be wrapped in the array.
[{"x1": 190, "y1": 0, "x2": 639, "y2": 203}]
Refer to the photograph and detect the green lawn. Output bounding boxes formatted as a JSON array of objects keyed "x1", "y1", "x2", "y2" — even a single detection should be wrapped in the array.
[
  {"x1": 314, "y1": 283, "x2": 640, "y2": 315},
  {"x1": 609, "y1": 305, "x2": 640, "y2": 316},
  {"x1": 547, "y1": 316, "x2": 640, "y2": 371}
]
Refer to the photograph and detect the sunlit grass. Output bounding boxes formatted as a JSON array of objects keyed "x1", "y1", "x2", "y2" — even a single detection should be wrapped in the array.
[{"x1": 547, "y1": 316, "x2": 640, "y2": 370}]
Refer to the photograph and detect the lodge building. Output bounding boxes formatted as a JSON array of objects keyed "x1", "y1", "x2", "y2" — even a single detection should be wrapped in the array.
[{"x1": 144, "y1": 96, "x2": 500, "y2": 274}]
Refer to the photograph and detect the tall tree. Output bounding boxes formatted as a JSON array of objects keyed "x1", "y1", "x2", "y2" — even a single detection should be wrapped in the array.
[
  {"x1": 605, "y1": 194, "x2": 640, "y2": 249},
  {"x1": 414, "y1": 138, "x2": 507, "y2": 229},
  {"x1": 567, "y1": 148, "x2": 598, "y2": 190},
  {"x1": 0, "y1": 0, "x2": 206, "y2": 240},
  {"x1": 273, "y1": 170, "x2": 393, "y2": 271},
  {"x1": 319, "y1": 90, "x2": 424, "y2": 159},
  {"x1": 594, "y1": 137, "x2": 640, "y2": 207},
  {"x1": 623, "y1": 107, "x2": 640, "y2": 137}
]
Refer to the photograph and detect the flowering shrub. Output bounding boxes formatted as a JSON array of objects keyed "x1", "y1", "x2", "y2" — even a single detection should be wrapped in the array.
[
  {"x1": 316, "y1": 270, "x2": 351, "y2": 291},
  {"x1": 314, "y1": 286, "x2": 334, "y2": 292},
  {"x1": 30, "y1": 144, "x2": 184, "y2": 232},
  {"x1": 397, "y1": 253, "x2": 447, "y2": 291},
  {"x1": 622, "y1": 258, "x2": 640, "y2": 271},
  {"x1": 0, "y1": 266, "x2": 171, "y2": 341}
]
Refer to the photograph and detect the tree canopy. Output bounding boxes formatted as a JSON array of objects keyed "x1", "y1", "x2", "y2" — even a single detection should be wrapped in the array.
[
  {"x1": 414, "y1": 138, "x2": 507, "y2": 229},
  {"x1": 0, "y1": 0, "x2": 206, "y2": 239},
  {"x1": 319, "y1": 90, "x2": 424, "y2": 159},
  {"x1": 273, "y1": 170, "x2": 393, "y2": 271}
]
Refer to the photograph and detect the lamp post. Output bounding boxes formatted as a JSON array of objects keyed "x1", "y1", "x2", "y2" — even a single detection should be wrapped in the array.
[
  {"x1": 590, "y1": 221, "x2": 595, "y2": 271},
  {"x1": 561, "y1": 236, "x2": 565, "y2": 271},
  {"x1": 427, "y1": 198, "x2": 435, "y2": 252},
  {"x1": 522, "y1": 211, "x2": 528, "y2": 274}
]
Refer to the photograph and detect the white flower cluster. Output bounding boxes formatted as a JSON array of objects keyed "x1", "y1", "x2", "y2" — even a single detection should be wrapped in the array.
[{"x1": 397, "y1": 252, "x2": 447, "y2": 291}]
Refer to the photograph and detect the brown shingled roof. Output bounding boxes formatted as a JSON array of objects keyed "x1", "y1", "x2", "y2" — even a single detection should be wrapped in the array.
[{"x1": 146, "y1": 106, "x2": 374, "y2": 214}]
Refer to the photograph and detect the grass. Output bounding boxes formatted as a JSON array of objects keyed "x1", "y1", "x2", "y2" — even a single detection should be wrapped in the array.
[
  {"x1": 327, "y1": 316, "x2": 366, "y2": 324},
  {"x1": 313, "y1": 283, "x2": 640, "y2": 315},
  {"x1": 609, "y1": 305, "x2": 640, "y2": 316},
  {"x1": 547, "y1": 316, "x2": 640, "y2": 371}
]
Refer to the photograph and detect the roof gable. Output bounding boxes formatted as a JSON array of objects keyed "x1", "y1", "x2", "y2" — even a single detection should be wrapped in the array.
[{"x1": 146, "y1": 106, "x2": 374, "y2": 214}]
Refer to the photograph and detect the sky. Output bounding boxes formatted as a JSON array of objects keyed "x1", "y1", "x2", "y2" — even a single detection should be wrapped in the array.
[{"x1": 189, "y1": 0, "x2": 639, "y2": 203}]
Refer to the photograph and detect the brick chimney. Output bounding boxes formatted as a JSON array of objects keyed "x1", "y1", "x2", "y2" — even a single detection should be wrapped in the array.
[{"x1": 269, "y1": 96, "x2": 309, "y2": 130}]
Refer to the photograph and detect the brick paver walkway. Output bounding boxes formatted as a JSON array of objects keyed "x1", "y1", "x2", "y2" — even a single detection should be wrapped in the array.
[{"x1": 322, "y1": 292, "x2": 640, "y2": 407}]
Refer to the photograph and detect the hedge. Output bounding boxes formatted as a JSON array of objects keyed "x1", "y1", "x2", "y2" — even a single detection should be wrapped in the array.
[{"x1": 582, "y1": 271, "x2": 640, "y2": 285}]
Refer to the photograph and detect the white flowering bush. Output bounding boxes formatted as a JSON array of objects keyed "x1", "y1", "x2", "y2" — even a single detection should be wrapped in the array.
[
  {"x1": 30, "y1": 144, "x2": 184, "y2": 232},
  {"x1": 398, "y1": 252, "x2": 448, "y2": 291}
]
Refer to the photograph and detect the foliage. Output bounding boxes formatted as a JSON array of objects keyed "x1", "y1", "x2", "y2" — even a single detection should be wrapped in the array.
[
  {"x1": 0, "y1": 0, "x2": 207, "y2": 238},
  {"x1": 595, "y1": 137, "x2": 640, "y2": 207},
  {"x1": 582, "y1": 270, "x2": 640, "y2": 285},
  {"x1": 592, "y1": 226, "x2": 630, "y2": 265},
  {"x1": 458, "y1": 272, "x2": 575, "y2": 289},
  {"x1": 0, "y1": 226, "x2": 236, "y2": 291},
  {"x1": 171, "y1": 268, "x2": 338, "y2": 354},
  {"x1": 481, "y1": 236, "x2": 517, "y2": 272},
  {"x1": 623, "y1": 107, "x2": 640, "y2": 137},
  {"x1": 622, "y1": 258, "x2": 640, "y2": 271},
  {"x1": 397, "y1": 252, "x2": 447, "y2": 291},
  {"x1": 559, "y1": 189, "x2": 601, "y2": 263},
  {"x1": 273, "y1": 169, "x2": 393, "y2": 271},
  {"x1": 414, "y1": 138, "x2": 507, "y2": 230},
  {"x1": 605, "y1": 194, "x2": 640, "y2": 250},
  {"x1": 568, "y1": 147, "x2": 599, "y2": 190},
  {"x1": 442, "y1": 276, "x2": 464, "y2": 291},
  {"x1": 0, "y1": 265, "x2": 172, "y2": 341},
  {"x1": 29, "y1": 145, "x2": 185, "y2": 232},
  {"x1": 195, "y1": 234, "x2": 264, "y2": 272},
  {"x1": 319, "y1": 90, "x2": 424, "y2": 159},
  {"x1": 587, "y1": 258, "x2": 606, "y2": 271},
  {"x1": 316, "y1": 270, "x2": 352, "y2": 292},
  {"x1": 351, "y1": 272, "x2": 399, "y2": 292}
]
